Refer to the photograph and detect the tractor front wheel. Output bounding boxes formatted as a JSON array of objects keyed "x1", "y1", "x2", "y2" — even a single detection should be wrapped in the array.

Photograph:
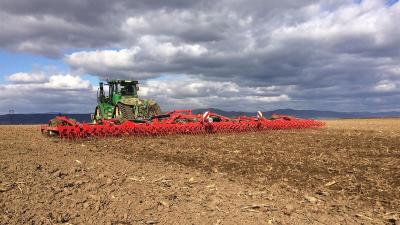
[
  {"x1": 93, "y1": 107, "x2": 103, "y2": 123},
  {"x1": 114, "y1": 105, "x2": 122, "y2": 118}
]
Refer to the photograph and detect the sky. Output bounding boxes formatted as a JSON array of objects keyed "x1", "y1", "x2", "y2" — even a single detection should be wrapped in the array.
[{"x1": 0, "y1": 0, "x2": 399, "y2": 114}]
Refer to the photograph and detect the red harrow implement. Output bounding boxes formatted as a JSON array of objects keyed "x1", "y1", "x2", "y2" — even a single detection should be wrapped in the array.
[{"x1": 41, "y1": 110, "x2": 325, "y2": 139}]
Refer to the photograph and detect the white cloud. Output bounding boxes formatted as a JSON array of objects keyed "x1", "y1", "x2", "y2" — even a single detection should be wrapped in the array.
[
  {"x1": 269, "y1": 0, "x2": 400, "y2": 53},
  {"x1": 65, "y1": 36, "x2": 208, "y2": 79},
  {"x1": 6, "y1": 72, "x2": 47, "y2": 83},
  {"x1": 45, "y1": 74, "x2": 92, "y2": 89},
  {"x1": 139, "y1": 78, "x2": 292, "y2": 111},
  {"x1": 124, "y1": 16, "x2": 149, "y2": 29},
  {"x1": 6, "y1": 73, "x2": 91, "y2": 90},
  {"x1": 243, "y1": 95, "x2": 290, "y2": 103},
  {"x1": 138, "y1": 36, "x2": 208, "y2": 58},
  {"x1": 0, "y1": 73, "x2": 95, "y2": 113},
  {"x1": 374, "y1": 80, "x2": 396, "y2": 92},
  {"x1": 67, "y1": 48, "x2": 140, "y2": 70}
]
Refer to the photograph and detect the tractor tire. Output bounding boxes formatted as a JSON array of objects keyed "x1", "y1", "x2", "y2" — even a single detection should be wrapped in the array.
[
  {"x1": 114, "y1": 103, "x2": 135, "y2": 120},
  {"x1": 148, "y1": 103, "x2": 161, "y2": 117},
  {"x1": 94, "y1": 107, "x2": 103, "y2": 123}
]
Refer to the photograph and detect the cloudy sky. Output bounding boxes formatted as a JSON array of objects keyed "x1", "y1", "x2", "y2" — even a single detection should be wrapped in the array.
[{"x1": 0, "y1": 0, "x2": 399, "y2": 114}]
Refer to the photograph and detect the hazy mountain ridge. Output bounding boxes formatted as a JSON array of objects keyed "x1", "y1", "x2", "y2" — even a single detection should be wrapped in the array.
[
  {"x1": 1, "y1": 109, "x2": 399, "y2": 124},
  {"x1": 0, "y1": 114, "x2": 92, "y2": 125},
  {"x1": 192, "y1": 108, "x2": 400, "y2": 119}
]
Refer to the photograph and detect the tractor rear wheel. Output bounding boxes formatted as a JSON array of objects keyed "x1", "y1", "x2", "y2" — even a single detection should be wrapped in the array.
[
  {"x1": 114, "y1": 103, "x2": 135, "y2": 120},
  {"x1": 148, "y1": 103, "x2": 161, "y2": 117}
]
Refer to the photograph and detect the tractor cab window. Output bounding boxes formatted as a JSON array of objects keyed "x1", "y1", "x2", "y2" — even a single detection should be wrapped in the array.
[
  {"x1": 108, "y1": 82, "x2": 138, "y2": 97},
  {"x1": 111, "y1": 83, "x2": 123, "y2": 94},
  {"x1": 115, "y1": 84, "x2": 121, "y2": 93},
  {"x1": 122, "y1": 85, "x2": 133, "y2": 95},
  {"x1": 108, "y1": 83, "x2": 120, "y2": 97},
  {"x1": 121, "y1": 84, "x2": 137, "y2": 96}
]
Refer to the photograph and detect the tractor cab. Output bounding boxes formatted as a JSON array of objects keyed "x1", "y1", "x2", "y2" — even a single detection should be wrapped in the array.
[{"x1": 98, "y1": 80, "x2": 139, "y2": 105}]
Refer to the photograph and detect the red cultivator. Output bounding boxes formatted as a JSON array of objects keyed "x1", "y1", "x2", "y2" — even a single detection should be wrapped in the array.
[{"x1": 41, "y1": 110, "x2": 325, "y2": 139}]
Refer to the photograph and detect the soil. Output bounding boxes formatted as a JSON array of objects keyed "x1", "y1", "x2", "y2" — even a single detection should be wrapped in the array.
[{"x1": 1, "y1": 119, "x2": 399, "y2": 224}]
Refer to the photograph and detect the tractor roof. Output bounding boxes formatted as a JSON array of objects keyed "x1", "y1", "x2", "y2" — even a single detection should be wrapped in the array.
[{"x1": 106, "y1": 80, "x2": 138, "y2": 84}]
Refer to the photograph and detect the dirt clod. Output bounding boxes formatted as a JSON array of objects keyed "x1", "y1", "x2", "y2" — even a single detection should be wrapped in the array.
[
  {"x1": 106, "y1": 178, "x2": 113, "y2": 185},
  {"x1": 304, "y1": 195, "x2": 318, "y2": 204}
]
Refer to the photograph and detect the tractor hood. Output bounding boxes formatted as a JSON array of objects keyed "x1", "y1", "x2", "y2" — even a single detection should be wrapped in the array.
[{"x1": 119, "y1": 96, "x2": 157, "y2": 106}]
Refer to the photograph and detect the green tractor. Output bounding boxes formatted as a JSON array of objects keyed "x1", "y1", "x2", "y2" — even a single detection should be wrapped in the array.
[{"x1": 93, "y1": 80, "x2": 161, "y2": 122}]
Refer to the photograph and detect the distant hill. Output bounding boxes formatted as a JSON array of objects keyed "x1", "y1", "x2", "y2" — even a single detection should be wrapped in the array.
[
  {"x1": 0, "y1": 114, "x2": 91, "y2": 125},
  {"x1": 193, "y1": 108, "x2": 400, "y2": 119},
  {"x1": 1, "y1": 108, "x2": 399, "y2": 125}
]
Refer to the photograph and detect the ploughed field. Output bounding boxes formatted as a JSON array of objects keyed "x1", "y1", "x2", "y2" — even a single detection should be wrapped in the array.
[{"x1": 1, "y1": 119, "x2": 399, "y2": 224}]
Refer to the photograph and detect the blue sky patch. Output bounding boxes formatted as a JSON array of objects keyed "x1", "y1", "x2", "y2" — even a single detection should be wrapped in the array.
[{"x1": 0, "y1": 51, "x2": 67, "y2": 83}]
